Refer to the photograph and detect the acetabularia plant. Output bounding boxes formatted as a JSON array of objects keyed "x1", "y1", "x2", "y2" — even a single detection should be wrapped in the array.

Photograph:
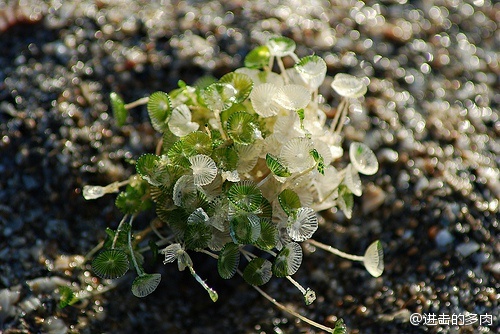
[{"x1": 83, "y1": 36, "x2": 383, "y2": 333}]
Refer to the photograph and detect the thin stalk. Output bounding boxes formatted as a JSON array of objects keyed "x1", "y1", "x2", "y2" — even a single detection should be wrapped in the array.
[
  {"x1": 198, "y1": 249, "x2": 218, "y2": 260},
  {"x1": 150, "y1": 219, "x2": 166, "y2": 240},
  {"x1": 257, "y1": 172, "x2": 273, "y2": 188},
  {"x1": 243, "y1": 271, "x2": 334, "y2": 333},
  {"x1": 268, "y1": 55, "x2": 275, "y2": 72},
  {"x1": 188, "y1": 265, "x2": 218, "y2": 302},
  {"x1": 263, "y1": 249, "x2": 277, "y2": 257},
  {"x1": 277, "y1": 57, "x2": 289, "y2": 84},
  {"x1": 214, "y1": 109, "x2": 228, "y2": 140},
  {"x1": 84, "y1": 240, "x2": 104, "y2": 262},
  {"x1": 155, "y1": 137, "x2": 163, "y2": 156},
  {"x1": 286, "y1": 275, "x2": 306, "y2": 295},
  {"x1": 283, "y1": 163, "x2": 317, "y2": 190},
  {"x1": 127, "y1": 215, "x2": 144, "y2": 276},
  {"x1": 312, "y1": 89, "x2": 319, "y2": 111},
  {"x1": 306, "y1": 239, "x2": 364, "y2": 262},
  {"x1": 125, "y1": 97, "x2": 149, "y2": 109},
  {"x1": 138, "y1": 234, "x2": 176, "y2": 253},
  {"x1": 104, "y1": 178, "x2": 132, "y2": 194},
  {"x1": 240, "y1": 248, "x2": 257, "y2": 261},
  {"x1": 111, "y1": 215, "x2": 128, "y2": 249},
  {"x1": 329, "y1": 97, "x2": 346, "y2": 132},
  {"x1": 335, "y1": 102, "x2": 349, "y2": 137}
]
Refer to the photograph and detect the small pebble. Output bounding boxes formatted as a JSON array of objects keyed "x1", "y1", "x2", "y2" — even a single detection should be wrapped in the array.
[
  {"x1": 455, "y1": 241, "x2": 480, "y2": 257},
  {"x1": 435, "y1": 229, "x2": 454, "y2": 248}
]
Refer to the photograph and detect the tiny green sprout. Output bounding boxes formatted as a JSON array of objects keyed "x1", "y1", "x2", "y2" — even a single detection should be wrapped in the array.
[
  {"x1": 310, "y1": 148, "x2": 325, "y2": 175},
  {"x1": 110, "y1": 92, "x2": 127, "y2": 127},
  {"x1": 304, "y1": 288, "x2": 316, "y2": 306},
  {"x1": 244, "y1": 45, "x2": 270, "y2": 69},
  {"x1": 57, "y1": 286, "x2": 78, "y2": 309},
  {"x1": 333, "y1": 319, "x2": 347, "y2": 334},
  {"x1": 83, "y1": 36, "x2": 385, "y2": 333},
  {"x1": 147, "y1": 91, "x2": 172, "y2": 133}
]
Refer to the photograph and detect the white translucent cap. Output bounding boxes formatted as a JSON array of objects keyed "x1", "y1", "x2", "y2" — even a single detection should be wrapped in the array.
[
  {"x1": 287, "y1": 207, "x2": 318, "y2": 242},
  {"x1": 344, "y1": 163, "x2": 362, "y2": 197},
  {"x1": 189, "y1": 154, "x2": 218, "y2": 186},
  {"x1": 160, "y1": 243, "x2": 183, "y2": 263},
  {"x1": 295, "y1": 55, "x2": 327, "y2": 90},
  {"x1": 363, "y1": 240, "x2": 384, "y2": 277},
  {"x1": 131, "y1": 273, "x2": 161, "y2": 298},
  {"x1": 250, "y1": 83, "x2": 280, "y2": 117},
  {"x1": 273, "y1": 84, "x2": 311, "y2": 111},
  {"x1": 168, "y1": 104, "x2": 199, "y2": 137},
  {"x1": 280, "y1": 137, "x2": 315, "y2": 173},
  {"x1": 82, "y1": 185, "x2": 105, "y2": 200},
  {"x1": 331, "y1": 73, "x2": 367, "y2": 98},
  {"x1": 266, "y1": 37, "x2": 296, "y2": 57},
  {"x1": 349, "y1": 142, "x2": 379, "y2": 175}
]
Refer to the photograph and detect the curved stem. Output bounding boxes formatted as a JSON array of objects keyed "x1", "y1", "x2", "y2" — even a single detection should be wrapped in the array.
[
  {"x1": 268, "y1": 55, "x2": 275, "y2": 72},
  {"x1": 198, "y1": 249, "x2": 218, "y2": 260},
  {"x1": 257, "y1": 172, "x2": 272, "y2": 188},
  {"x1": 241, "y1": 270, "x2": 334, "y2": 333},
  {"x1": 84, "y1": 240, "x2": 104, "y2": 262},
  {"x1": 335, "y1": 102, "x2": 349, "y2": 137},
  {"x1": 155, "y1": 137, "x2": 163, "y2": 156},
  {"x1": 127, "y1": 215, "x2": 144, "y2": 276},
  {"x1": 239, "y1": 248, "x2": 257, "y2": 262},
  {"x1": 125, "y1": 97, "x2": 149, "y2": 110},
  {"x1": 282, "y1": 163, "x2": 317, "y2": 191},
  {"x1": 214, "y1": 109, "x2": 228, "y2": 140},
  {"x1": 138, "y1": 234, "x2": 176, "y2": 253},
  {"x1": 111, "y1": 215, "x2": 128, "y2": 249},
  {"x1": 286, "y1": 275, "x2": 306, "y2": 295},
  {"x1": 277, "y1": 57, "x2": 289, "y2": 84},
  {"x1": 330, "y1": 97, "x2": 347, "y2": 131},
  {"x1": 103, "y1": 177, "x2": 133, "y2": 194},
  {"x1": 306, "y1": 239, "x2": 364, "y2": 262}
]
